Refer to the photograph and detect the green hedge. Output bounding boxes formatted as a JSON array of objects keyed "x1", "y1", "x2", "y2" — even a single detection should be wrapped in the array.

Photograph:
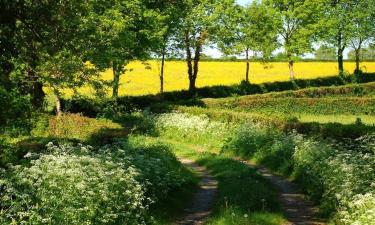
[
  {"x1": 204, "y1": 97, "x2": 375, "y2": 115},
  {"x1": 61, "y1": 73, "x2": 375, "y2": 117}
]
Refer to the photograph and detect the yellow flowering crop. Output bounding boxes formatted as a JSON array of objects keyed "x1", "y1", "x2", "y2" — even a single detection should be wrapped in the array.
[{"x1": 77, "y1": 61, "x2": 375, "y2": 96}]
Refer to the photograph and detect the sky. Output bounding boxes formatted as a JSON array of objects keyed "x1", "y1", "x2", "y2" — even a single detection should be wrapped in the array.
[{"x1": 237, "y1": 0, "x2": 251, "y2": 5}]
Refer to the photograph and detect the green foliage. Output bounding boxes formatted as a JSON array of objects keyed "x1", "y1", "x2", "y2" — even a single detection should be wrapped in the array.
[
  {"x1": 0, "y1": 138, "x2": 195, "y2": 225},
  {"x1": 0, "y1": 143, "x2": 148, "y2": 225},
  {"x1": 265, "y1": 0, "x2": 322, "y2": 58},
  {"x1": 154, "y1": 112, "x2": 231, "y2": 150},
  {"x1": 0, "y1": 87, "x2": 32, "y2": 130},
  {"x1": 59, "y1": 73, "x2": 375, "y2": 117},
  {"x1": 315, "y1": 45, "x2": 337, "y2": 61},
  {"x1": 223, "y1": 122, "x2": 375, "y2": 222},
  {"x1": 204, "y1": 96, "x2": 375, "y2": 116},
  {"x1": 217, "y1": 1, "x2": 278, "y2": 59},
  {"x1": 28, "y1": 113, "x2": 121, "y2": 142}
]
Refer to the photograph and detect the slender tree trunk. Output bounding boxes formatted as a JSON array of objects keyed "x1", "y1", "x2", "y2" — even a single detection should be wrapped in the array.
[
  {"x1": 337, "y1": 32, "x2": 345, "y2": 75},
  {"x1": 55, "y1": 97, "x2": 61, "y2": 116},
  {"x1": 355, "y1": 48, "x2": 360, "y2": 72},
  {"x1": 27, "y1": 55, "x2": 45, "y2": 109},
  {"x1": 353, "y1": 38, "x2": 363, "y2": 73},
  {"x1": 192, "y1": 43, "x2": 202, "y2": 93},
  {"x1": 185, "y1": 30, "x2": 205, "y2": 94},
  {"x1": 338, "y1": 48, "x2": 344, "y2": 75},
  {"x1": 245, "y1": 48, "x2": 250, "y2": 83},
  {"x1": 112, "y1": 63, "x2": 120, "y2": 98},
  {"x1": 185, "y1": 31, "x2": 195, "y2": 93},
  {"x1": 288, "y1": 54, "x2": 294, "y2": 80},
  {"x1": 28, "y1": 69, "x2": 45, "y2": 109},
  {"x1": 160, "y1": 46, "x2": 166, "y2": 94},
  {"x1": 53, "y1": 90, "x2": 62, "y2": 116}
]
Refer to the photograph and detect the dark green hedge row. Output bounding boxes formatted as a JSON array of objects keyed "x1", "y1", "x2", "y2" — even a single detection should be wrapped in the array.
[
  {"x1": 62, "y1": 73, "x2": 375, "y2": 117},
  {"x1": 205, "y1": 97, "x2": 375, "y2": 115}
]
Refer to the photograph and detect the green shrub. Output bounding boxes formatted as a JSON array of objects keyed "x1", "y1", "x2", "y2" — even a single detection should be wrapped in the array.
[
  {"x1": 223, "y1": 122, "x2": 375, "y2": 222},
  {"x1": 154, "y1": 113, "x2": 231, "y2": 150},
  {"x1": 40, "y1": 113, "x2": 121, "y2": 141},
  {"x1": 222, "y1": 123, "x2": 272, "y2": 158},
  {"x1": 204, "y1": 96, "x2": 375, "y2": 116},
  {"x1": 0, "y1": 139, "x2": 194, "y2": 225},
  {"x1": 0, "y1": 87, "x2": 32, "y2": 134},
  {"x1": 0, "y1": 143, "x2": 148, "y2": 225}
]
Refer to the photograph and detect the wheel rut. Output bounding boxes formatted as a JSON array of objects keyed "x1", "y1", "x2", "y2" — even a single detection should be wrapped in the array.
[
  {"x1": 175, "y1": 159, "x2": 218, "y2": 225},
  {"x1": 242, "y1": 160, "x2": 326, "y2": 225}
]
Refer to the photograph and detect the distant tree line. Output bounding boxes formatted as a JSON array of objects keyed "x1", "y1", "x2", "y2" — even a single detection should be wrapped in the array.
[{"x1": 1, "y1": 0, "x2": 374, "y2": 116}]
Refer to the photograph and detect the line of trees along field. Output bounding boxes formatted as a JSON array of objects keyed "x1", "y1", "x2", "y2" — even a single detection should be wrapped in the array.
[{"x1": 1, "y1": 0, "x2": 374, "y2": 115}]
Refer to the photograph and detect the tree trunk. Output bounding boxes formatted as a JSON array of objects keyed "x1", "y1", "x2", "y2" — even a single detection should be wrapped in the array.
[
  {"x1": 189, "y1": 77, "x2": 196, "y2": 92},
  {"x1": 26, "y1": 57, "x2": 45, "y2": 109},
  {"x1": 30, "y1": 74, "x2": 45, "y2": 109},
  {"x1": 53, "y1": 90, "x2": 62, "y2": 116},
  {"x1": 354, "y1": 38, "x2": 363, "y2": 73},
  {"x1": 160, "y1": 47, "x2": 166, "y2": 94},
  {"x1": 288, "y1": 55, "x2": 294, "y2": 80},
  {"x1": 245, "y1": 48, "x2": 250, "y2": 83},
  {"x1": 192, "y1": 44, "x2": 201, "y2": 93},
  {"x1": 185, "y1": 31, "x2": 195, "y2": 93},
  {"x1": 337, "y1": 32, "x2": 345, "y2": 75},
  {"x1": 112, "y1": 63, "x2": 120, "y2": 98},
  {"x1": 338, "y1": 48, "x2": 344, "y2": 75},
  {"x1": 355, "y1": 49, "x2": 360, "y2": 72}
]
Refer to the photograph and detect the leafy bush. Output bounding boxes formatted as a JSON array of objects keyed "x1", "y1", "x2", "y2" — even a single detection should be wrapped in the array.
[
  {"x1": 293, "y1": 137, "x2": 375, "y2": 219},
  {"x1": 0, "y1": 139, "x2": 194, "y2": 225},
  {"x1": 223, "y1": 123, "x2": 375, "y2": 223},
  {"x1": 0, "y1": 143, "x2": 148, "y2": 225},
  {"x1": 154, "y1": 113, "x2": 231, "y2": 150},
  {"x1": 38, "y1": 113, "x2": 121, "y2": 141},
  {"x1": 0, "y1": 87, "x2": 32, "y2": 134},
  {"x1": 105, "y1": 137, "x2": 194, "y2": 201},
  {"x1": 204, "y1": 96, "x2": 375, "y2": 116}
]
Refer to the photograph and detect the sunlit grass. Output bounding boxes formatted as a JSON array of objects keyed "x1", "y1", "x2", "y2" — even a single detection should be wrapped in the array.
[{"x1": 137, "y1": 136, "x2": 288, "y2": 225}]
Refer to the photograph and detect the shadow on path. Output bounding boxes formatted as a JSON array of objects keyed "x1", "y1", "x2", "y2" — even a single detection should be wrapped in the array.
[
  {"x1": 241, "y1": 160, "x2": 326, "y2": 225},
  {"x1": 175, "y1": 159, "x2": 218, "y2": 225}
]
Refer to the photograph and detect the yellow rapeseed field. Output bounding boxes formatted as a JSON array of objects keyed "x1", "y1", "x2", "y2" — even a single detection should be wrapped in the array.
[{"x1": 83, "y1": 61, "x2": 375, "y2": 96}]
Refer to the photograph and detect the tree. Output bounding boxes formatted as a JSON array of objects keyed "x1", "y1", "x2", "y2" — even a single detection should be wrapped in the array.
[
  {"x1": 217, "y1": 1, "x2": 278, "y2": 82},
  {"x1": 265, "y1": 0, "x2": 322, "y2": 80},
  {"x1": 315, "y1": 45, "x2": 337, "y2": 60},
  {"x1": 0, "y1": 0, "x2": 47, "y2": 108},
  {"x1": 86, "y1": 0, "x2": 155, "y2": 98},
  {"x1": 318, "y1": 0, "x2": 357, "y2": 75},
  {"x1": 144, "y1": 0, "x2": 187, "y2": 94},
  {"x1": 9, "y1": 0, "x2": 109, "y2": 115},
  {"x1": 177, "y1": 0, "x2": 232, "y2": 93},
  {"x1": 348, "y1": 44, "x2": 375, "y2": 61},
  {"x1": 348, "y1": 0, "x2": 375, "y2": 73}
]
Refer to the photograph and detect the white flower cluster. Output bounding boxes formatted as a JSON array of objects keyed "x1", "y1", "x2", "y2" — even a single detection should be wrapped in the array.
[
  {"x1": 0, "y1": 141, "x2": 190, "y2": 225},
  {"x1": 293, "y1": 137, "x2": 375, "y2": 224},
  {"x1": 224, "y1": 122, "x2": 375, "y2": 224},
  {"x1": 154, "y1": 112, "x2": 230, "y2": 147}
]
